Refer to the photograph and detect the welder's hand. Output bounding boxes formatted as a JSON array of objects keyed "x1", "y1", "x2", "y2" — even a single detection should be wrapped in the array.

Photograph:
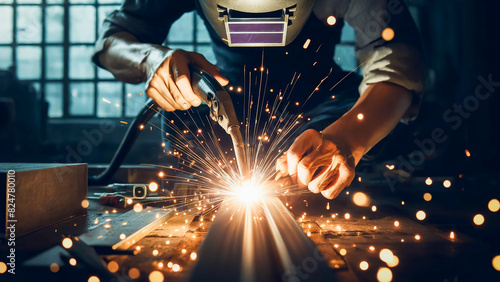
[
  {"x1": 146, "y1": 49, "x2": 228, "y2": 111},
  {"x1": 276, "y1": 129, "x2": 356, "y2": 199}
]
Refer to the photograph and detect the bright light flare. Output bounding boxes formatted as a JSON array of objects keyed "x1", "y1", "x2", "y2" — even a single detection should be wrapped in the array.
[{"x1": 231, "y1": 181, "x2": 265, "y2": 205}]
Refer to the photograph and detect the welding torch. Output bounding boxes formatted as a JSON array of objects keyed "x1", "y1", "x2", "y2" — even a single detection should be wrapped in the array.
[{"x1": 89, "y1": 65, "x2": 250, "y2": 185}]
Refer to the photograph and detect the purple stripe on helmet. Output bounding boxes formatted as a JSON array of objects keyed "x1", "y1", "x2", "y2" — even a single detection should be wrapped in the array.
[
  {"x1": 230, "y1": 33, "x2": 284, "y2": 44},
  {"x1": 228, "y1": 23, "x2": 284, "y2": 32}
]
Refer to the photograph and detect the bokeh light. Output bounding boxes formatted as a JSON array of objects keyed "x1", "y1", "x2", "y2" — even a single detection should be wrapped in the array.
[
  {"x1": 377, "y1": 267, "x2": 393, "y2": 282},
  {"x1": 382, "y1": 28, "x2": 395, "y2": 41},
  {"x1": 488, "y1": 199, "x2": 500, "y2": 212},
  {"x1": 473, "y1": 214, "x2": 485, "y2": 225}
]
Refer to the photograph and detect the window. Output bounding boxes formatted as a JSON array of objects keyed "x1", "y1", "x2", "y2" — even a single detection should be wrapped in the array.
[
  {"x1": 0, "y1": 1, "x2": 355, "y2": 118},
  {"x1": 0, "y1": 1, "x2": 213, "y2": 118}
]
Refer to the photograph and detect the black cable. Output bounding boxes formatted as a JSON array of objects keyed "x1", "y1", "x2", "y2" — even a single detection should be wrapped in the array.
[{"x1": 88, "y1": 99, "x2": 160, "y2": 185}]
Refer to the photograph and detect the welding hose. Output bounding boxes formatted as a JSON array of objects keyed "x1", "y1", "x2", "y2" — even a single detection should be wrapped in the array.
[
  {"x1": 88, "y1": 99, "x2": 161, "y2": 185},
  {"x1": 88, "y1": 65, "x2": 229, "y2": 185}
]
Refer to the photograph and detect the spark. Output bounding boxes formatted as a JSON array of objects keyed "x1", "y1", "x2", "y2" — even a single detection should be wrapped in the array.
[
  {"x1": 119, "y1": 233, "x2": 126, "y2": 240},
  {"x1": 126, "y1": 198, "x2": 133, "y2": 205},
  {"x1": 326, "y1": 202, "x2": 330, "y2": 210},
  {"x1": 382, "y1": 27, "x2": 395, "y2": 41},
  {"x1": 88, "y1": 276, "x2": 100, "y2": 282},
  {"x1": 62, "y1": 238, "x2": 73, "y2": 249},
  {"x1": 450, "y1": 231, "x2": 455, "y2": 239},
  {"x1": 149, "y1": 182, "x2": 159, "y2": 192},
  {"x1": 493, "y1": 255, "x2": 500, "y2": 271},
  {"x1": 133, "y1": 203, "x2": 143, "y2": 213},
  {"x1": 394, "y1": 221, "x2": 399, "y2": 227},
  {"x1": 344, "y1": 213, "x2": 350, "y2": 219},
  {"x1": 357, "y1": 113, "x2": 364, "y2": 120},
  {"x1": 190, "y1": 252, "x2": 197, "y2": 260},
  {"x1": 303, "y1": 39, "x2": 311, "y2": 49},
  {"x1": 50, "y1": 263, "x2": 59, "y2": 273},
  {"x1": 181, "y1": 249, "x2": 187, "y2": 254},
  {"x1": 473, "y1": 214, "x2": 485, "y2": 225},
  {"x1": 423, "y1": 193, "x2": 432, "y2": 201},
  {"x1": 443, "y1": 180, "x2": 451, "y2": 188},
  {"x1": 415, "y1": 234, "x2": 421, "y2": 240},
  {"x1": 0, "y1": 262, "x2": 6, "y2": 274},
  {"x1": 339, "y1": 249, "x2": 347, "y2": 256},
  {"x1": 369, "y1": 246, "x2": 375, "y2": 251},
  {"x1": 360, "y1": 261, "x2": 369, "y2": 270},
  {"x1": 128, "y1": 268, "x2": 140, "y2": 279},
  {"x1": 425, "y1": 177, "x2": 433, "y2": 185},
  {"x1": 107, "y1": 261, "x2": 119, "y2": 273},
  {"x1": 104, "y1": 223, "x2": 111, "y2": 229},
  {"x1": 416, "y1": 210, "x2": 426, "y2": 220},
  {"x1": 152, "y1": 249, "x2": 159, "y2": 256},
  {"x1": 377, "y1": 267, "x2": 393, "y2": 282},
  {"x1": 81, "y1": 199, "x2": 89, "y2": 208},
  {"x1": 69, "y1": 258, "x2": 77, "y2": 266},
  {"x1": 353, "y1": 192, "x2": 370, "y2": 207},
  {"x1": 149, "y1": 271, "x2": 164, "y2": 282},
  {"x1": 102, "y1": 98, "x2": 111, "y2": 104},
  {"x1": 488, "y1": 199, "x2": 500, "y2": 212},
  {"x1": 172, "y1": 264, "x2": 181, "y2": 272},
  {"x1": 465, "y1": 149, "x2": 471, "y2": 157},
  {"x1": 372, "y1": 206, "x2": 377, "y2": 212},
  {"x1": 327, "y1": 16, "x2": 337, "y2": 25}
]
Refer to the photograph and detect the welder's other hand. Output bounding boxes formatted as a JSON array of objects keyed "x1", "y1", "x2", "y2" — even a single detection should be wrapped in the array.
[
  {"x1": 275, "y1": 129, "x2": 356, "y2": 199},
  {"x1": 146, "y1": 49, "x2": 228, "y2": 111}
]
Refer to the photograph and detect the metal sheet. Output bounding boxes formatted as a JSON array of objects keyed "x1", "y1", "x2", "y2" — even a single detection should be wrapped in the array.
[{"x1": 189, "y1": 197, "x2": 336, "y2": 282}]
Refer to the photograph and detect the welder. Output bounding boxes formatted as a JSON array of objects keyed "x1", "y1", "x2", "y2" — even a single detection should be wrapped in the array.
[{"x1": 92, "y1": 0, "x2": 425, "y2": 199}]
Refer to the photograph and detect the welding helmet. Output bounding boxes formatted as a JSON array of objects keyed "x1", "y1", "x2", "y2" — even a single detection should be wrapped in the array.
[{"x1": 199, "y1": 0, "x2": 316, "y2": 47}]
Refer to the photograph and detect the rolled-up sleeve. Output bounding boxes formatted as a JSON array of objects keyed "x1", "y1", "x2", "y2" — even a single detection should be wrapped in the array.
[
  {"x1": 92, "y1": 0, "x2": 195, "y2": 68},
  {"x1": 343, "y1": 0, "x2": 426, "y2": 123}
]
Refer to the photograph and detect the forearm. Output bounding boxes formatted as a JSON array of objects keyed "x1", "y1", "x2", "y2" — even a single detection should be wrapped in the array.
[
  {"x1": 98, "y1": 32, "x2": 171, "y2": 84},
  {"x1": 321, "y1": 82, "x2": 413, "y2": 164}
]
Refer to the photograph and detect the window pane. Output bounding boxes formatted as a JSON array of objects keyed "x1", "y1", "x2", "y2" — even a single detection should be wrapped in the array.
[
  {"x1": 98, "y1": 5, "x2": 119, "y2": 23},
  {"x1": 97, "y1": 5, "x2": 119, "y2": 78},
  {"x1": 125, "y1": 83, "x2": 147, "y2": 117},
  {"x1": 70, "y1": 82, "x2": 95, "y2": 115},
  {"x1": 70, "y1": 0, "x2": 95, "y2": 3},
  {"x1": 97, "y1": 82, "x2": 122, "y2": 117},
  {"x1": 17, "y1": 0, "x2": 41, "y2": 3},
  {"x1": 0, "y1": 0, "x2": 13, "y2": 4},
  {"x1": 196, "y1": 14, "x2": 211, "y2": 43},
  {"x1": 168, "y1": 11, "x2": 194, "y2": 43},
  {"x1": 0, "y1": 47, "x2": 12, "y2": 69},
  {"x1": 45, "y1": 83, "x2": 63, "y2": 117},
  {"x1": 0, "y1": 7, "x2": 13, "y2": 43},
  {"x1": 335, "y1": 45, "x2": 357, "y2": 72},
  {"x1": 45, "y1": 5, "x2": 64, "y2": 43},
  {"x1": 70, "y1": 46, "x2": 95, "y2": 79},
  {"x1": 47, "y1": 0, "x2": 63, "y2": 4},
  {"x1": 196, "y1": 45, "x2": 216, "y2": 64},
  {"x1": 16, "y1": 46, "x2": 41, "y2": 79},
  {"x1": 17, "y1": 6, "x2": 42, "y2": 43},
  {"x1": 98, "y1": 0, "x2": 121, "y2": 3},
  {"x1": 170, "y1": 44, "x2": 194, "y2": 52},
  {"x1": 340, "y1": 23, "x2": 355, "y2": 43},
  {"x1": 70, "y1": 6, "x2": 95, "y2": 43},
  {"x1": 46, "y1": 46, "x2": 64, "y2": 79}
]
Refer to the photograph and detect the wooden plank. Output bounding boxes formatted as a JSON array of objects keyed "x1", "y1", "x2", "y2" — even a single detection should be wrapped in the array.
[{"x1": 80, "y1": 207, "x2": 175, "y2": 250}]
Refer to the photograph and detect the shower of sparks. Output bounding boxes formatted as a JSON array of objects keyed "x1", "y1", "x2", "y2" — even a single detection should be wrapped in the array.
[{"x1": 98, "y1": 49, "x2": 440, "y2": 280}]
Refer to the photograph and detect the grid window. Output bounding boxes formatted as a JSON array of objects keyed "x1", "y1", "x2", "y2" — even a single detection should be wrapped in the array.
[{"x1": 0, "y1": 4, "x2": 358, "y2": 119}]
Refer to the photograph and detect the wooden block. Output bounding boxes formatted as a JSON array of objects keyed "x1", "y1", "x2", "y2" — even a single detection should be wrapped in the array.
[{"x1": 0, "y1": 163, "x2": 87, "y2": 238}]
